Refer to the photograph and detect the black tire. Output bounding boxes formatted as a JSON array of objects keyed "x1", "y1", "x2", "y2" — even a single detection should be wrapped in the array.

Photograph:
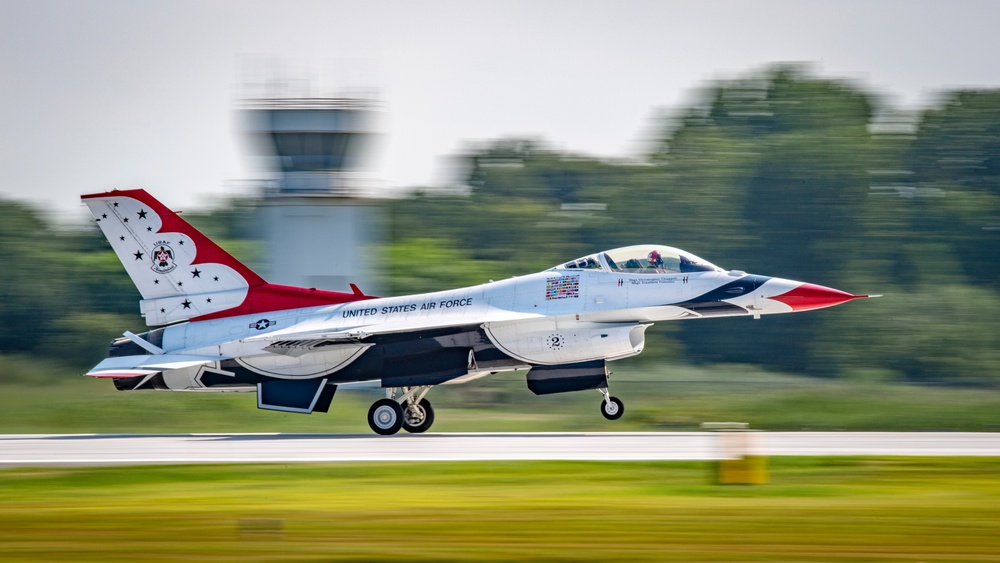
[
  {"x1": 368, "y1": 398, "x2": 403, "y2": 435},
  {"x1": 402, "y1": 399, "x2": 435, "y2": 434},
  {"x1": 601, "y1": 396, "x2": 624, "y2": 420}
]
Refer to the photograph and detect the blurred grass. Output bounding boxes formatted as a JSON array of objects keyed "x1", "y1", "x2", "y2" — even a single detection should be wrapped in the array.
[
  {"x1": 3, "y1": 354, "x2": 1000, "y2": 433},
  {"x1": 2, "y1": 458, "x2": 1000, "y2": 561}
]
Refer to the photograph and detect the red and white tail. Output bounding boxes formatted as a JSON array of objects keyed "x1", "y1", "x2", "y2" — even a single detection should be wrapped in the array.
[{"x1": 82, "y1": 189, "x2": 370, "y2": 326}]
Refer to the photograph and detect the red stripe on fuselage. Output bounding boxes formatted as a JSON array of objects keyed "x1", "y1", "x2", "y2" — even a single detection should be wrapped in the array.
[{"x1": 194, "y1": 283, "x2": 377, "y2": 320}]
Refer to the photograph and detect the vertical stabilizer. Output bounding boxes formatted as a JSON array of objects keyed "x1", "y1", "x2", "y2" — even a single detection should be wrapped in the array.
[
  {"x1": 82, "y1": 189, "x2": 265, "y2": 325},
  {"x1": 82, "y1": 188, "x2": 375, "y2": 326}
]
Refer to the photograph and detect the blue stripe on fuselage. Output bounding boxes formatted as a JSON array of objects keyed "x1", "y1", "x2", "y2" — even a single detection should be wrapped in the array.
[
  {"x1": 673, "y1": 274, "x2": 772, "y2": 317},
  {"x1": 686, "y1": 275, "x2": 772, "y2": 304}
]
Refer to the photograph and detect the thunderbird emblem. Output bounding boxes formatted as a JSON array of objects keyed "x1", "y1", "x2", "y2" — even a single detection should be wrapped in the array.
[{"x1": 150, "y1": 242, "x2": 177, "y2": 274}]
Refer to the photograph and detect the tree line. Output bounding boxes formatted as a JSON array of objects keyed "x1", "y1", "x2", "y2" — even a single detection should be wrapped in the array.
[
  {"x1": 3, "y1": 65, "x2": 998, "y2": 384},
  {"x1": 386, "y1": 65, "x2": 1000, "y2": 384}
]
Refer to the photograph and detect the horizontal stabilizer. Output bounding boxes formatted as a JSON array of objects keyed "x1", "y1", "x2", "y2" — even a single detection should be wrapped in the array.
[{"x1": 85, "y1": 354, "x2": 217, "y2": 378}]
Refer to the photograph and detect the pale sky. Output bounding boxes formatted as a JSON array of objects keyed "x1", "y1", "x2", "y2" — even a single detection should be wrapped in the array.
[{"x1": 2, "y1": 0, "x2": 999, "y2": 222}]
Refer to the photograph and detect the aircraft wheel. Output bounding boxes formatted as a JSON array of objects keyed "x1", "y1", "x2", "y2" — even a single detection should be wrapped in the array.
[
  {"x1": 402, "y1": 399, "x2": 435, "y2": 434},
  {"x1": 368, "y1": 398, "x2": 404, "y2": 435},
  {"x1": 601, "y1": 396, "x2": 624, "y2": 420}
]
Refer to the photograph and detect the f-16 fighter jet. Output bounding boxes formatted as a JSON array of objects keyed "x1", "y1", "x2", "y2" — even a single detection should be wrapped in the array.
[{"x1": 82, "y1": 189, "x2": 873, "y2": 434}]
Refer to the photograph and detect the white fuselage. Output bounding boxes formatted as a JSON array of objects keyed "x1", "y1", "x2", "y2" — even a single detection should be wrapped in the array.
[{"x1": 152, "y1": 267, "x2": 800, "y2": 389}]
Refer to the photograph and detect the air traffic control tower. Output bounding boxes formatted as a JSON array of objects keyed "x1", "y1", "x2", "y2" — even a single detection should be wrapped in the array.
[{"x1": 243, "y1": 98, "x2": 383, "y2": 294}]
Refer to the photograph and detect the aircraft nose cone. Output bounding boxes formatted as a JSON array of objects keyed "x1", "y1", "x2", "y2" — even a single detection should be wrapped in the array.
[{"x1": 766, "y1": 283, "x2": 868, "y2": 312}]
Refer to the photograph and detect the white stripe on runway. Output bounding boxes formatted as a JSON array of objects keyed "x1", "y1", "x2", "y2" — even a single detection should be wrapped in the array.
[{"x1": 2, "y1": 432, "x2": 1000, "y2": 467}]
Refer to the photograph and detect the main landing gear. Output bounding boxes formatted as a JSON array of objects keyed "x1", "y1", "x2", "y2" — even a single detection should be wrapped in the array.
[
  {"x1": 366, "y1": 385, "x2": 624, "y2": 434},
  {"x1": 367, "y1": 386, "x2": 435, "y2": 436},
  {"x1": 599, "y1": 387, "x2": 624, "y2": 420}
]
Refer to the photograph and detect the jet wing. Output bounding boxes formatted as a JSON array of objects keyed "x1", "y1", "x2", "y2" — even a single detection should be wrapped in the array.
[
  {"x1": 85, "y1": 354, "x2": 218, "y2": 378},
  {"x1": 245, "y1": 311, "x2": 542, "y2": 350}
]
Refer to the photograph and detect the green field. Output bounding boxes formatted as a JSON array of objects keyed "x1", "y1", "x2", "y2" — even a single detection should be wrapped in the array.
[
  {"x1": 4, "y1": 356, "x2": 1000, "y2": 561},
  {"x1": 3, "y1": 355, "x2": 1000, "y2": 434},
  {"x1": 2, "y1": 458, "x2": 1000, "y2": 562}
]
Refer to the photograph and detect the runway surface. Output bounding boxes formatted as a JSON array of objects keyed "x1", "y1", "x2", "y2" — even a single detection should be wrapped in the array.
[{"x1": 3, "y1": 432, "x2": 1000, "y2": 467}]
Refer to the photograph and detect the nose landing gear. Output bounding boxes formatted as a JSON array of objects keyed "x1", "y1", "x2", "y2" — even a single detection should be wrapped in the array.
[{"x1": 599, "y1": 387, "x2": 624, "y2": 420}]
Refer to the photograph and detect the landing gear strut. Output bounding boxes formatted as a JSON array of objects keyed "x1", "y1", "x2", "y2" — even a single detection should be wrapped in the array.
[
  {"x1": 599, "y1": 387, "x2": 624, "y2": 420},
  {"x1": 367, "y1": 386, "x2": 435, "y2": 435},
  {"x1": 402, "y1": 398, "x2": 435, "y2": 434}
]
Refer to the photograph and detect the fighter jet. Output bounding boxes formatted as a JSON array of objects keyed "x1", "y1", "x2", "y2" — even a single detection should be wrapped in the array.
[{"x1": 82, "y1": 189, "x2": 873, "y2": 434}]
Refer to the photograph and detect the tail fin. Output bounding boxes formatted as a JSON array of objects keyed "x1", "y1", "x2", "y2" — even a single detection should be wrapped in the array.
[{"x1": 82, "y1": 189, "x2": 371, "y2": 326}]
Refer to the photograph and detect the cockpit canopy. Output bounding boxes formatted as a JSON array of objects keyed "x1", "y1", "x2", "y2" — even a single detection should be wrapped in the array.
[{"x1": 553, "y1": 245, "x2": 722, "y2": 274}]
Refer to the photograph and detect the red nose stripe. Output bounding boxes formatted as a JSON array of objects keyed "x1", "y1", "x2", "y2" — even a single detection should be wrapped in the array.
[{"x1": 767, "y1": 283, "x2": 866, "y2": 311}]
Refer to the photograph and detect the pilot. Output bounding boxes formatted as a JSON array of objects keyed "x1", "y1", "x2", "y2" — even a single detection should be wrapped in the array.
[{"x1": 647, "y1": 250, "x2": 663, "y2": 270}]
